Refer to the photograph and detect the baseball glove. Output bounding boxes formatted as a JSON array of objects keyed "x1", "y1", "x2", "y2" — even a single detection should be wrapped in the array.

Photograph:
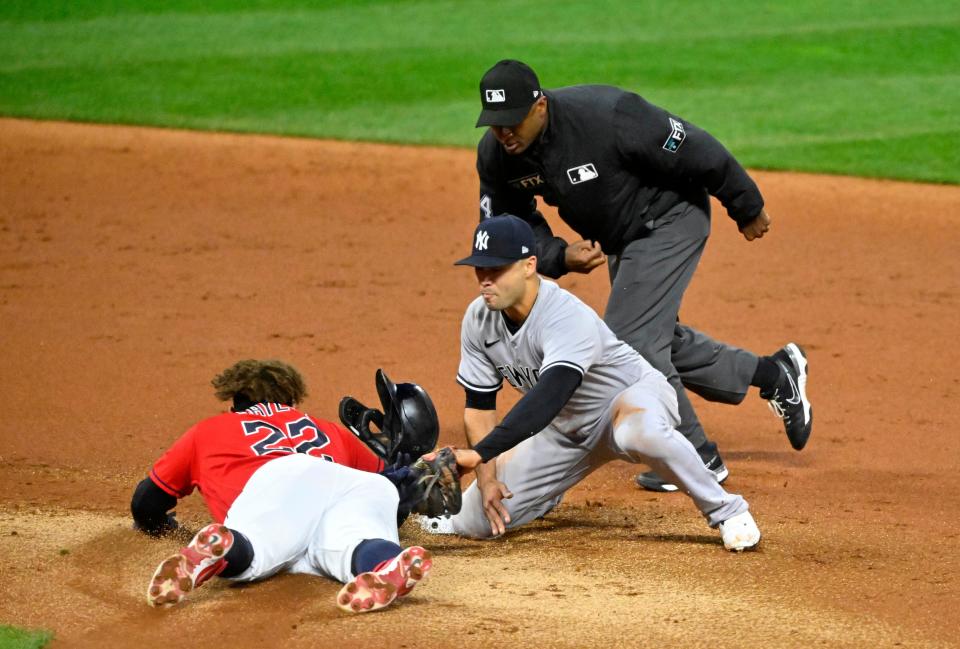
[{"x1": 410, "y1": 447, "x2": 462, "y2": 518}]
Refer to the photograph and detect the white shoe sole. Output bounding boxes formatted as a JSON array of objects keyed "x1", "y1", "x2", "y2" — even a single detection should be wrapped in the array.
[
  {"x1": 784, "y1": 342, "x2": 812, "y2": 426},
  {"x1": 419, "y1": 515, "x2": 455, "y2": 535}
]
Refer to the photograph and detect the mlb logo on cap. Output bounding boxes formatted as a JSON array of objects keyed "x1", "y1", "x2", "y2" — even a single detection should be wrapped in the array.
[
  {"x1": 455, "y1": 215, "x2": 536, "y2": 267},
  {"x1": 476, "y1": 60, "x2": 543, "y2": 127}
]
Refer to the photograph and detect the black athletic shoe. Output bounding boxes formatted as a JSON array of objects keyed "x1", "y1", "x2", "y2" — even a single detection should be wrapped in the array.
[
  {"x1": 633, "y1": 441, "x2": 729, "y2": 493},
  {"x1": 761, "y1": 342, "x2": 812, "y2": 451}
]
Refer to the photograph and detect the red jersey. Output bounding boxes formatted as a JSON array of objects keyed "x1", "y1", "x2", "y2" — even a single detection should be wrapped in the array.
[{"x1": 150, "y1": 403, "x2": 384, "y2": 522}]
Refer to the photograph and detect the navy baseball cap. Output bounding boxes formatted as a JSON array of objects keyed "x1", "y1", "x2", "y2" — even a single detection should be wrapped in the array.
[
  {"x1": 476, "y1": 60, "x2": 543, "y2": 127},
  {"x1": 455, "y1": 215, "x2": 536, "y2": 267}
]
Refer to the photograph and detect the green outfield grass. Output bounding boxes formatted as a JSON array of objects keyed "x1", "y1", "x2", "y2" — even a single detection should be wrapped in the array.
[
  {"x1": 0, "y1": 626, "x2": 52, "y2": 649},
  {"x1": 1, "y1": 0, "x2": 958, "y2": 183}
]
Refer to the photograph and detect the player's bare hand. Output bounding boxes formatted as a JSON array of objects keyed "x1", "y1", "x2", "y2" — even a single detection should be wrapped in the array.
[
  {"x1": 564, "y1": 240, "x2": 605, "y2": 273},
  {"x1": 739, "y1": 209, "x2": 771, "y2": 241},
  {"x1": 480, "y1": 479, "x2": 513, "y2": 536},
  {"x1": 451, "y1": 448, "x2": 482, "y2": 471}
]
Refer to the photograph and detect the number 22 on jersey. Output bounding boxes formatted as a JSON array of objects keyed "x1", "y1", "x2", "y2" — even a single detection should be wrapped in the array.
[{"x1": 242, "y1": 417, "x2": 332, "y2": 461}]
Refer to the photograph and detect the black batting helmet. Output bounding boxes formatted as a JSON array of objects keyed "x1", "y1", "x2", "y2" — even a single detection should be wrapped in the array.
[
  {"x1": 375, "y1": 369, "x2": 439, "y2": 459},
  {"x1": 338, "y1": 369, "x2": 439, "y2": 464}
]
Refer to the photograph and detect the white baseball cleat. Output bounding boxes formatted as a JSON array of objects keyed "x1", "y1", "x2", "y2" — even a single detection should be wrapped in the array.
[
  {"x1": 418, "y1": 514, "x2": 455, "y2": 535},
  {"x1": 718, "y1": 510, "x2": 761, "y2": 552}
]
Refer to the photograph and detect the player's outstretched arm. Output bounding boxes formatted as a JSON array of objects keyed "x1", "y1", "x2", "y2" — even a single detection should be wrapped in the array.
[{"x1": 130, "y1": 477, "x2": 179, "y2": 537}]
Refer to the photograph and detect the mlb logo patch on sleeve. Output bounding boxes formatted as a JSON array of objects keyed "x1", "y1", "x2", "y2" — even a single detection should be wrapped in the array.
[{"x1": 662, "y1": 118, "x2": 686, "y2": 153}]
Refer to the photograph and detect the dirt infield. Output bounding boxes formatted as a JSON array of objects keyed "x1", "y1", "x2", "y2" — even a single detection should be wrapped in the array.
[{"x1": 1, "y1": 118, "x2": 958, "y2": 648}]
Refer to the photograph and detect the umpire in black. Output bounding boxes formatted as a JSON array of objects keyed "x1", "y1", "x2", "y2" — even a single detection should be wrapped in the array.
[{"x1": 472, "y1": 59, "x2": 812, "y2": 492}]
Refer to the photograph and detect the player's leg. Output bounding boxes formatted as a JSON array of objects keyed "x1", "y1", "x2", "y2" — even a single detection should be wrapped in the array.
[
  {"x1": 146, "y1": 522, "x2": 251, "y2": 607},
  {"x1": 222, "y1": 454, "x2": 338, "y2": 582},
  {"x1": 437, "y1": 427, "x2": 599, "y2": 539},
  {"x1": 284, "y1": 461, "x2": 432, "y2": 613},
  {"x1": 281, "y1": 462, "x2": 401, "y2": 581},
  {"x1": 604, "y1": 200, "x2": 726, "y2": 490},
  {"x1": 336, "y1": 543, "x2": 433, "y2": 614},
  {"x1": 147, "y1": 453, "x2": 322, "y2": 607},
  {"x1": 606, "y1": 377, "x2": 760, "y2": 551}
]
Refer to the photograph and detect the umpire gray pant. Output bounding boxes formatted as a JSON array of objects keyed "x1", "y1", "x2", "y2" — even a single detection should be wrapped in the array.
[{"x1": 604, "y1": 199, "x2": 758, "y2": 451}]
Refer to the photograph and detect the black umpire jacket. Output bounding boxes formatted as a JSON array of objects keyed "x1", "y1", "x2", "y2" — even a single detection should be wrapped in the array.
[{"x1": 476, "y1": 85, "x2": 765, "y2": 278}]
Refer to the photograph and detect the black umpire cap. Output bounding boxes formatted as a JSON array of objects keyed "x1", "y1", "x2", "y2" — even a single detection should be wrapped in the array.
[
  {"x1": 455, "y1": 215, "x2": 536, "y2": 267},
  {"x1": 476, "y1": 60, "x2": 543, "y2": 127}
]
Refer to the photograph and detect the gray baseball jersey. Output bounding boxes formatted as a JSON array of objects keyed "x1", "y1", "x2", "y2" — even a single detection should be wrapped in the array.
[
  {"x1": 456, "y1": 278, "x2": 660, "y2": 437},
  {"x1": 448, "y1": 278, "x2": 749, "y2": 538}
]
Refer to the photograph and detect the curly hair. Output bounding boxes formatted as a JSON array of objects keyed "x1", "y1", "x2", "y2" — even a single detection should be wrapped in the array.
[{"x1": 211, "y1": 359, "x2": 308, "y2": 406}]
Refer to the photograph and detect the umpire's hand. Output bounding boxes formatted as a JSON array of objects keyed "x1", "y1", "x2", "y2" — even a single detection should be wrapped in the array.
[
  {"x1": 740, "y1": 208, "x2": 772, "y2": 241},
  {"x1": 565, "y1": 240, "x2": 606, "y2": 273}
]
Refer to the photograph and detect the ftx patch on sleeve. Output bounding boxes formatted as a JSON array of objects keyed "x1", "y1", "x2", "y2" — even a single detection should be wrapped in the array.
[{"x1": 662, "y1": 117, "x2": 686, "y2": 153}]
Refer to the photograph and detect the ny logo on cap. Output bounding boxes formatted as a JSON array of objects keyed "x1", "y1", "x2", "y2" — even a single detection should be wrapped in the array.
[
  {"x1": 475, "y1": 230, "x2": 490, "y2": 250},
  {"x1": 485, "y1": 89, "x2": 506, "y2": 103}
]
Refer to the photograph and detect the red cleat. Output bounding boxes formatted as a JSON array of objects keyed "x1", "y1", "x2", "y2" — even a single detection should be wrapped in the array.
[
  {"x1": 337, "y1": 546, "x2": 433, "y2": 613},
  {"x1": 146, "y1": 523, "x2": 234, "y2": 607}
]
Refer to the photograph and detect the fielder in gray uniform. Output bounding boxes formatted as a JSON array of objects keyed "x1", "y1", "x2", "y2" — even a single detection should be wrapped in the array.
[{"x1": 425, "y1": 215, "x2": 760, "y2": 551}]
